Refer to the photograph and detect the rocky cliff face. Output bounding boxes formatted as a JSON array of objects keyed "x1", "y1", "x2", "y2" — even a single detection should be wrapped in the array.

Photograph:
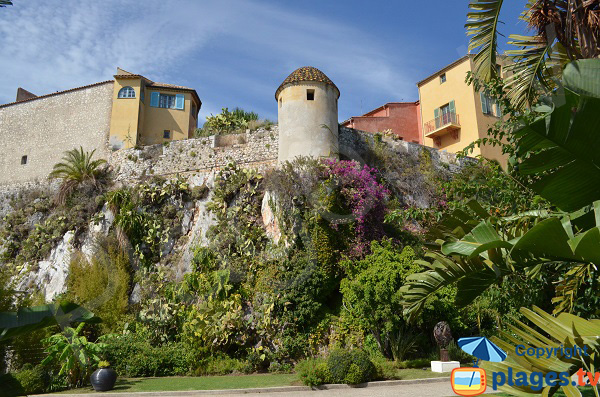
[{"x1": 0, "y1": 129, "x2": 469, "y2": 304}]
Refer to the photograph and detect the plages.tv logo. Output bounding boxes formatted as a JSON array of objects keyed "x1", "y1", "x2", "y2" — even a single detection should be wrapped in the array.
[{"x1": 451, "y1": 336, "x2": 507, "y2": 396}]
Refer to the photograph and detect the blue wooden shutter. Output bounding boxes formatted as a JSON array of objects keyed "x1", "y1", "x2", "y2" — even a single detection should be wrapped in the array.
[
  {"x1": 175, "y1": 94, "x2": 185, "y2": 110},
  {"x1": 448, "y1": 100, "x2": 456, "y2": 123},
  {"x1": 150, "y1": 92, "x2": 160, "y2": 107},
  {"x1": 480, "y1": 92, "x2": 489, "y2": 114},
  {"x1": 434, "y1": 108, "x2": 440, "y2": 128}
]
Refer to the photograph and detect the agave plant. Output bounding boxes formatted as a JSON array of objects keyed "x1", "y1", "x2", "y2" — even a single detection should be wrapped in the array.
[
  {"x1": 49, "y1": 147, "x2": 109, "y2": 205},
  {"x1": 466, "y1": 0, "x2": 600, "y2": 110}
]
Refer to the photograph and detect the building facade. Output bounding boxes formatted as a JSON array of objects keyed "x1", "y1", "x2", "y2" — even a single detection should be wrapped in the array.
[
  {"x1": 0, "y1": 68, "x2": 201, "y2": 185},
  {"x1": 109, "y1": 68, "x2": 201, "y2": 149},
  {"x1": 417, "y1": 55, "x2": 507, "y2": 165},
  {"x1": 341, "y1": 102, "x2": 422, "y2": 143}
]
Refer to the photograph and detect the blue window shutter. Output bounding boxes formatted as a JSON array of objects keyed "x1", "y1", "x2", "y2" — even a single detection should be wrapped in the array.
[
  {"x1": 175, "y1": 94, "x2": 185, "y2": 110},
  {"x1": 150, "y1": 92, "x2": 160, "y2": 107},
  {"x1": 434, "y1": 108, "x2": 440, "y2": 128}
]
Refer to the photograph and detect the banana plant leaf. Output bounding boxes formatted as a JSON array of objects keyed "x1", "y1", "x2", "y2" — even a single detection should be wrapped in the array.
[
  {"x1": 514, "y1": 59, "x2": 600, "y2": 212},
  {"x1": 0, "y1": 302, "x2": 100, "y2": 342},
  {"x1": 402, "y1": 198, "x2": 600, "y2": 319}
]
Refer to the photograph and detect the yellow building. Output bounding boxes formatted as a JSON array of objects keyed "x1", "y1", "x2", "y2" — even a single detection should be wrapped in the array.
[
  {"x1": 109, "y1": 68, "x2": 201, "y2": 149},
  {"x1": 417, "y1": 55, "x2": 507, "y2": 166}
]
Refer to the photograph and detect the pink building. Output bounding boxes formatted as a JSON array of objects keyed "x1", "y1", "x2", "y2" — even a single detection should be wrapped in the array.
[{"x1": 341, "y1": 101, "x2": 422, "y2": 144}]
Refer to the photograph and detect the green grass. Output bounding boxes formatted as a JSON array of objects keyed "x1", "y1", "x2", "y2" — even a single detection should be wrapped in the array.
[
  {"x1": 48, "y1": 369, "x2": 447, "y2": 394},
  {"x1": 51, "y1": 374, "x2": 299, "y2": 394}
]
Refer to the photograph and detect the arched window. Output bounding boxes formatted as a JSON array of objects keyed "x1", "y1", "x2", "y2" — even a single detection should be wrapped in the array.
[{"x1": 118, "y1": 86, "x2": 136, "y2": 98}]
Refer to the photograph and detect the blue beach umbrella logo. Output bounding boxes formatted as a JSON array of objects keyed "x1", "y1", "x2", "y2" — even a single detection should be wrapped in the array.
[{"x1": 458, "y1": 336, "x2": 507, "y2": 366}]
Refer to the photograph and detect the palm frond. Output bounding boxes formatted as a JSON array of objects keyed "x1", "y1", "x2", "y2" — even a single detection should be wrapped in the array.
[
  {"x1": 504, "y1": 34, "x2": 554, "y2": 109},
  {"x1": 466, "y1": 0, "x2": 505, "y2": 81},
  {"x1": 0, "y1": 1, "x2": 13, "y2": 7}
]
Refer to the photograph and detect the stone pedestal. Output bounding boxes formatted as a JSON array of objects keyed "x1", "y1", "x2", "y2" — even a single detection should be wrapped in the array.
[{"x1": 431, "y1": 360, "x2": 460, "y2": 373}]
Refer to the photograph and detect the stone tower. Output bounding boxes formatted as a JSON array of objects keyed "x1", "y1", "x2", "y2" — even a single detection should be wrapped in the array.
[{"x1": 275, "y1": 66, "x2": 340, "y2": 163}]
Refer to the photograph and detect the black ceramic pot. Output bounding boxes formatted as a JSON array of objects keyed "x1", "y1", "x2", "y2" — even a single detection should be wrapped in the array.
[{"x1": 90, "y1": 367, "x2": 117, "y2": 392}]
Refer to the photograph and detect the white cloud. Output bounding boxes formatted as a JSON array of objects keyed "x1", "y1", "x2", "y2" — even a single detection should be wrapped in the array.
[{"x1": 0, "y1": 0, "x2": 415, "y2": 121}]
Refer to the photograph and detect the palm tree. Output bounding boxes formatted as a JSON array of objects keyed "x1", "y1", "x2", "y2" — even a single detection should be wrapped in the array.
[
  {"x1": 466, "y1": 0, "x2": 600, "y2": 109},
  {"x1": 49, "y1": 147, "x2": 108, "y2": 204}
]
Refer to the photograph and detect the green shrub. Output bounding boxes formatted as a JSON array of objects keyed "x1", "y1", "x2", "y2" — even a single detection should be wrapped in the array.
[
  {"x1": 66, "y1": 237, "x2": 131, "y2": 334},
  {"x1": 13, "y1": 364, "x2": 49, "y2": 395},
  {"x1": 102, "y1": 334, "x2": 195, "y2": 377},
  {"x1": 396, "y1": 358, "x2": 430, "y2": 369},
  {"x1": 348, "y1": 349, "x2": 375, "y2": 382},
  {"x1": 344, "y1": 363, "x2": 364, "y2": 385},
  {"x1": 326, "y1": 349, "x2": 353, "y2": 384},
  {"x1": 326, "y1": 349, "x2": 375, "y2": 385},
  {"x1": 296, "y1": 358, "x2": 331, "y2": 387},
  {"x1": 194, "y1": 355, "x2": 245, "y2": 376},
  {"x1": 447, "y1": 340, "x2": 474, "y2": 364},
  {"x1": 371, "y1": 357, "x2": 398, "y2": 380}
]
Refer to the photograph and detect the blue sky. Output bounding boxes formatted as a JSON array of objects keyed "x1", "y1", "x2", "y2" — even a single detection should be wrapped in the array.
[{"x1": 0, "y1": 0, "x2": 529, "y2": 124}]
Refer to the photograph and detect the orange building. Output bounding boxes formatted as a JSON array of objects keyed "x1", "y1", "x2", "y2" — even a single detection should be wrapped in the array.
[{"x1": 341, "y1": 101, "x2": 422, "y2": 143}]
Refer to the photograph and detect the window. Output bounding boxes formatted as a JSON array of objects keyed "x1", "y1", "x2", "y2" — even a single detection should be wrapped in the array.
[
  {"x1": 307, "y1": 89, "x2": 315, "y2": 101},
  {"x1": 159, "y1": 94, "x2": 176, "y2": 109},
  {"x1": 21, "y1": 155, "x2": 27, "y2": 165},
  {"x1": 163, "y1": 130, "x2": 171, "y2": 139},
  {"x1": 118, "y1": 86, "x2": 136, "y2": 98},
  {"x1": 150, "y1": 92, "x2": 184, "y2": 109},
  {"x1": 141, "y1": 87, "x2": 145, "y2": 103},
  {"x1": 440, "y1": 73, "x2": 446, "y2": 84},
  {"x1": 481, "y1": 91, "x2": 501, "y2": 117},
  {"x1": 192, "y1": 104, "x2": 197, "y2": 116}
]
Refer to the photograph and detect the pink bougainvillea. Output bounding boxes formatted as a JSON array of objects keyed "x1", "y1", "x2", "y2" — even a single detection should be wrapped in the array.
[{"x1": 322, "y1": 159, "x2": 390, "y2": 257}]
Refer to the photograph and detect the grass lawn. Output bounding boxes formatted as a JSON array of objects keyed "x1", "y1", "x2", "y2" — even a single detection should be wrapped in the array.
[
  {"x1": 48, "y1": 369, "x2": 447, "y2": 394},
  {"x1": 52, "y1": 374, "x2": 299, "y2": 394}
]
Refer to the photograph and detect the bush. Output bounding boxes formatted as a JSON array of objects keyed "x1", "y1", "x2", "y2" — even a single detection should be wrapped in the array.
[
  {"x1": 397, "y1": 358, "x2": 430, "y2": 369},
  {"x1": 371, "y1": 357, "x2": 398, "y2": 380},
  {"x1": 327, "y1": 349, "x2": 353, "y2": 384},
  {"x1": 326, "y1": 349, "x2": 374, "y2": 385},
  {"x1": 194, "y1": 355, "x2": 245, "y2": 376},
  {"x1": 296, "y1": 357, "x2": 331, "y2": 387},
  {"x1": 10, "y1": 364, "x2": 49, "y2": 395},
  {"x1": 103, "y1": 334, "x2": 195, "y2": 377},
  {"x1": 66, "y1": 237, "x2": 131, "y2": 334}
]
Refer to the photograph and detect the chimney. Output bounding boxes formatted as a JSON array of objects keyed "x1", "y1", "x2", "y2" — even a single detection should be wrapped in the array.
[{"x1": 16, "y1": 87, "x2": 37, "y2": 102}]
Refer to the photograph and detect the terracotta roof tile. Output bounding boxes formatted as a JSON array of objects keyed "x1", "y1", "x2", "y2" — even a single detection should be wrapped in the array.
[{"x1": 275, "y1": 66, "x2": 339, "y2": 100}]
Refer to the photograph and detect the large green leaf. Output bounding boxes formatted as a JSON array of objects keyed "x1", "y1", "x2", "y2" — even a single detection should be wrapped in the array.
[
  {"x1": 466, "y1": 0, "x2": 504, "y2": 81},
  {"x1": 481, "y1": 307, "x2": 600, "y2": 396},
  {"x1": 504, "y1": 34, "x2": 554, "y2": 110},
  {"x1": 515, "y1": 59, "x2": 600, "y2": 212},
  {"x1": 0, "y1": 302, "x2": 100, "y2": 342}
]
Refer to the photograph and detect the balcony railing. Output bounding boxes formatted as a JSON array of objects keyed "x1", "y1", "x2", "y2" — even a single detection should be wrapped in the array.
[{"x1": 424, "y1": 112, "x2": 460, "y2": 137}]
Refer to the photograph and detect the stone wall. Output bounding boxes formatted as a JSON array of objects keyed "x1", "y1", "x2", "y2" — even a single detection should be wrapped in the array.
[
  {"x1": 111, "y1": 127, "x2": 279, "y2": 181},
  {"x1": 0, "y1": 82, "x2": 114, "y2": 185},
  {"x1": 338, "y1": 126, "x2": 467, "y2": 171}
]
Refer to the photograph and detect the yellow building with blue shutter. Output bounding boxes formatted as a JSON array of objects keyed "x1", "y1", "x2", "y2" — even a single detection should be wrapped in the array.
[
  {"x1": 417, "y1": 55, "x2": 508, "y2": 167},
  {"x1": 109, "y1": 68, "x2": 201, "y2": 149}
]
